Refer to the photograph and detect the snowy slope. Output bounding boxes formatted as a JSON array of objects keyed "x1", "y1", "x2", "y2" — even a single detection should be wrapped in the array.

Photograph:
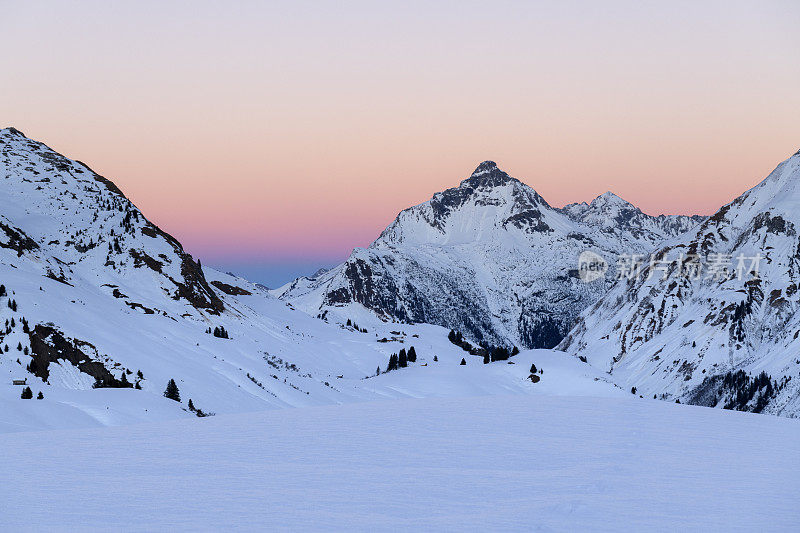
[
  {"x1": 277, "y1": 161, "x2": 703, "y2": 349},
  {"x1": 560, "y1": 149, "x2": 800, "y2": 416},
  {"x1": 2, "y1": 393, "x2": 798, "y2": 531},
  {"x1": 0, "y1": 127, "x2": 621, "y2": 432}
]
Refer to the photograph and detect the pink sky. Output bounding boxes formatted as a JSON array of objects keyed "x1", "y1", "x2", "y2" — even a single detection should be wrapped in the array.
[{"x1": 2, "y1": 1, "x2": 799, "y2": 284}]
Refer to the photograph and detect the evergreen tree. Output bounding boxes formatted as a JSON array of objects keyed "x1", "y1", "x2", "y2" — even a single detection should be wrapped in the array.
[
  {"x1": 398, "y1": 349, "x2": 408, "y2": 368},
  {"x1": 491, "y1": 347, "x2": 509, "y2": 362},
  {"x1": 407, "y1": 346, "x2": 417, "y2": 363},
  {"x1": 120, "y1": 372, "x2": 130, "y2": 387},
  {"x1": 188, "y1": 399, "x2": 196, "y2": 411},
  {"x1": 164, "y1": 379, "x2": 181, "y2": 402},
  {"x1": 20, "y1": 386, "x2": 33, "y2": 399},
  {"x1": 448, "y1": 330, "x2": 456, "y2": 343},
  {"x1": 631, "y1": 387, "x2": 637, "y2": 394},
  {"x1": 346, "y1": 319, "x2": 352, "y2": 327},
  {"x1": 483, "y1": 352, "x2": 490, "y2": 364},
  {"x1": 511, "y1": 346, "x2": 520, "y2": 356},
  {"x1": 433, "y1": 355, "x2": 438, "y2": 362},
  {"x1": 376, "y1": 366, "x2": 380, "y2": 376},
  {"x1": 460, "y1": 358, "x2": 467, "y2": 366},
  {"x1": 386, "y1": 354, "x2": 399, "y2": 372},
  {"x1": 37, "y1": 391, "x2": 44, "y2": 400},
  {"x1": 530, "y1": 363, "x2": 537, "y2": 374}
]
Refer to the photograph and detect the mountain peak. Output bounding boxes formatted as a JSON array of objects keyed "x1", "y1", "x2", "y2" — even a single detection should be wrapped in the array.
[
  {"x1": 461, "y1": 160, "x2": 518, "y2": 189},
  {"x1": 472, "y1": 160, "x2": 499, "y2": 175},
  {"x1": 589, "y1": 191, "x2": 635, "y2": 209},
  {"x1": 1, "y1": 126, "x2": 26, "y2": 138}
]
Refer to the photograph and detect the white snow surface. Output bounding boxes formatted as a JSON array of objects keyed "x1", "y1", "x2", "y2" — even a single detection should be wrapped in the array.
[{"x1": 1, "y1": 394, "x2": 798, "y2": 531}]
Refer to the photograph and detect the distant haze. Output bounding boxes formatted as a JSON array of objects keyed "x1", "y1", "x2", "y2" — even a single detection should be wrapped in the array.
[{"x1": 2, "y1": 1, "x2": 798, "y2": 285}]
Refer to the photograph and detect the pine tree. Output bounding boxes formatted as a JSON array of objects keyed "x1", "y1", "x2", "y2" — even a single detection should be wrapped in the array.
[
  {"x1": 511, "y1": 346, "x2": 520, "y2": 356},
  {"x1": 491, "y1": 347, "x2": 510, "y2": 362},
  {"x1": 407, "y1": 346, "x2": 417, "y2": 363},
  {"x1": 433, "y1": 355, "x2": 438, "y2": 362},
  {"x1": 387, "y1": 354, "x2": 399, "y2": 372},
  {"x1": 347, "y1": 319, "x2": 352, "y2": 327},
  {"x1": 530, "y1": 363, "x2": 537, "y2": 374},
  {"x1": 188, "y1": 399, "x2": 196, "y2": 411},
  {"x1": 120, "y1": 372, "x2": 130, "y2": 387},
  {"x1": 398, "y1": 349, "x2": 408, "y2": 368},
  {"x1": 448, "y1": 330, "x2": 456, "y2": 343},
  {"x1": 483, "y1": 352, "x2": 490, "y2": 364},
  {"x1": 37, "y1": 391, "x2": 44, "y2": 400},
  {"x1": 164, "y1": 379, "x2": 181, "y2": 402},
  {"x1": 460, "y1": 358, "x2": 467, "y2": 366},
  {"x1": 20, "y1": 386, "x2": 33, "y2": 399},
  {"x1": 376, "y1": 366, "x2": 380, "y2": 376}
]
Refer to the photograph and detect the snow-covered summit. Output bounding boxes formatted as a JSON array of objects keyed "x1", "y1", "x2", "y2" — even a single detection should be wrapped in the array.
[
  {"x1": 0, "y1": 126, "x2": 223, "y2": 313},
  {"x1": 279, "y1": 161, "x2": 704, "y2": 349}
]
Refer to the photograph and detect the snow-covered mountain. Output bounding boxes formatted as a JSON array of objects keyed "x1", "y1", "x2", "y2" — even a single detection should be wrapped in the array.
[
  {"x1": 560, "y1": 149, "x2": 800, "y2": 416},
  {"x1": 277, "y1": 161, "x2": 703, "y2": 349},
  {"x1": 0, "y1": 128, "x2": 619, "y2": 431}
]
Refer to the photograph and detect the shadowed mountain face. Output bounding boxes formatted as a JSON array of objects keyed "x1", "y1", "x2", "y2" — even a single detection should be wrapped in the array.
[
  {"x1": 277, "y1": 161, "x2": 703, "y2": 349},
  {"x1": 560, "y1": 149, "x2": 800, "y2": 415}
]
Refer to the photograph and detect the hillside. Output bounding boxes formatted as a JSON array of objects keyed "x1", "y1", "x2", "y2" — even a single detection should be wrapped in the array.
[{"x1": 560, "y1": 149, "x2": 800, "y2": 415}]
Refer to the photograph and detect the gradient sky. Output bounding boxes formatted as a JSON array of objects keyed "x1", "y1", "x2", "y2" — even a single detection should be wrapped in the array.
[{"x1": 2, "y1": 1, "x2": 799, "y2": 286}]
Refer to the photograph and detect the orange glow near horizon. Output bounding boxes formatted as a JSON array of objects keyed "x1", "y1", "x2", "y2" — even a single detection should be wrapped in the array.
[{"x1": 2, "y1": 1, "x2": 799, "y2": 282}]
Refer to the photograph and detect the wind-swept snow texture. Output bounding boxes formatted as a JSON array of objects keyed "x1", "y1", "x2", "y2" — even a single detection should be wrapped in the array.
[{"x1": 1, "y1": 394, "x2": 798, "y2": 531}]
